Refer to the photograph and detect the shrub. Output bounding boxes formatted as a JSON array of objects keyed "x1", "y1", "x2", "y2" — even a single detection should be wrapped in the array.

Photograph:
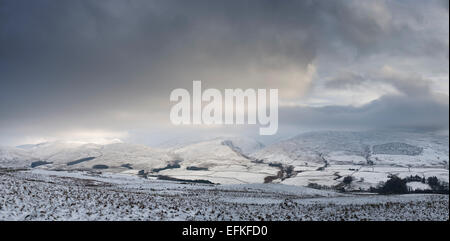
[
  {"x1": 343, "y1": 176, "x2": 353, "y2": 185},
  {"x1": 427, "y1": 176, "x2": 439, "y2": 187},
  {"x1": 378, "y1": 175, "x2": 408, "y2": 194},
  {"x1": 404, "y1": 175, "x2": 424, "y2": 183}
]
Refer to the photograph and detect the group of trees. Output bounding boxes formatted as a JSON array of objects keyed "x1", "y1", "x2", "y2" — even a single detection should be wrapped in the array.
[
  {"x1": 343, "y1": 176, "x2": 353, "y2": 185},
  {"x1": 376, "y1": 175, "x2": 408, "y2": 194},
  {"x1": 370, "y1": 174, "x2": 449, "y2": 194}
]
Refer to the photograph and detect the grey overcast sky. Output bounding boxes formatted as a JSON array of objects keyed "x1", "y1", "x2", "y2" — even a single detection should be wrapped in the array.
[{"x1": 0, "y1": 0, "x2": 448, "y2": 145}]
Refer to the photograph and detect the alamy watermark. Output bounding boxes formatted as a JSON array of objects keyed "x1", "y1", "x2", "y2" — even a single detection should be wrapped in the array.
[{"x1": 170, "y1": 81, "x2": 278, "y2": 135}]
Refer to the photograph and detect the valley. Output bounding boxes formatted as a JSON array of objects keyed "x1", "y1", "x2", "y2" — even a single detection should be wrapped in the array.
[{"x1": 1, "y1": 131, "x2": 447, "y2": 191}]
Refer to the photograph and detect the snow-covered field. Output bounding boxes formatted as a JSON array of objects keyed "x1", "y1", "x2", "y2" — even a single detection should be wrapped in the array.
[{"x1": 0, "y1": 168, "x2": 447, "y2": 221}]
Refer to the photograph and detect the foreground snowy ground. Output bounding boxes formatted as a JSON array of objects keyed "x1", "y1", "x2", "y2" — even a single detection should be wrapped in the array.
[{"x1": 0, "y1": 168, "x2": 448, "y2": 221}]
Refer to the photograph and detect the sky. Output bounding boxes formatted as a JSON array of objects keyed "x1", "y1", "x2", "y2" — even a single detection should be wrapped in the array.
[{"x1": 0, "y1": 0, "x2": 448, "y2": 146}]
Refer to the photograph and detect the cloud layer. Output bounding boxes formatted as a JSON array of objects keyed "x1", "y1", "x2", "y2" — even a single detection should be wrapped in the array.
[{"x1": 0, "y1": 0, "x2": 448, "y2": 145}]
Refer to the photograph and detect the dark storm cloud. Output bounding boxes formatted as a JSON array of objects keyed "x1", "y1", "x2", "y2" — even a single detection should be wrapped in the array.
[
  {"x1": 0, "y1": 0, "x2": 448, "y2": 144},
  {"x1": 325, "y1": 71, "x2": 368, "y2": 90},
  {"x1": 0, "y1": 0, "x2": 321, "y2": 121},
  {"x1": 441, "y1": 0, "x2": 449, "y2": 10},
  {"x1": 280, "y1": 94, "x2": 449, "y2": 132},
  {"x1": 325, "y1": 66, "x2": 433, "y2": 97},
  {"x1": 316, "y1": 64, "x2": 447, "y2": 131}
]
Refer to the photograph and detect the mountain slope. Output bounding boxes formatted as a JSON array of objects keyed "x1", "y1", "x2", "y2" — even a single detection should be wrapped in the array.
[
  {"x1": 251, "y1": 131, "x2": 449, "y2": 189},
  {"x1": 157, "y1": 138, "x2": 278, "y2": 184},
  {"x1": 0, "y1": 138, "x2": 276, "y2": 184}
]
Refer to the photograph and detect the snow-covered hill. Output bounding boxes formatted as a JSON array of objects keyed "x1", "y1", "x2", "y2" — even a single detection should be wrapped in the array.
[
  {"x1": 0, "y1": 137, "x2": 276, "y2": 184},
  {"x1": 1, "y1": 141, "x2": 174, "y2": 174},
  {"x1": 0, "y1": 146, "x2": 36, "y2": 167},
  {"x1": 158, "y1": 138, "x2": 277, "y2": 184},
  {"x1": 1, "y1": 131, "x2": 448, "y2": 189},
  {"x1": 251, "y1": 131, "x2": 449, "y2": 189},
  {"x1": 160, "y1": 136, "x2": 265, "y2": 156}
]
